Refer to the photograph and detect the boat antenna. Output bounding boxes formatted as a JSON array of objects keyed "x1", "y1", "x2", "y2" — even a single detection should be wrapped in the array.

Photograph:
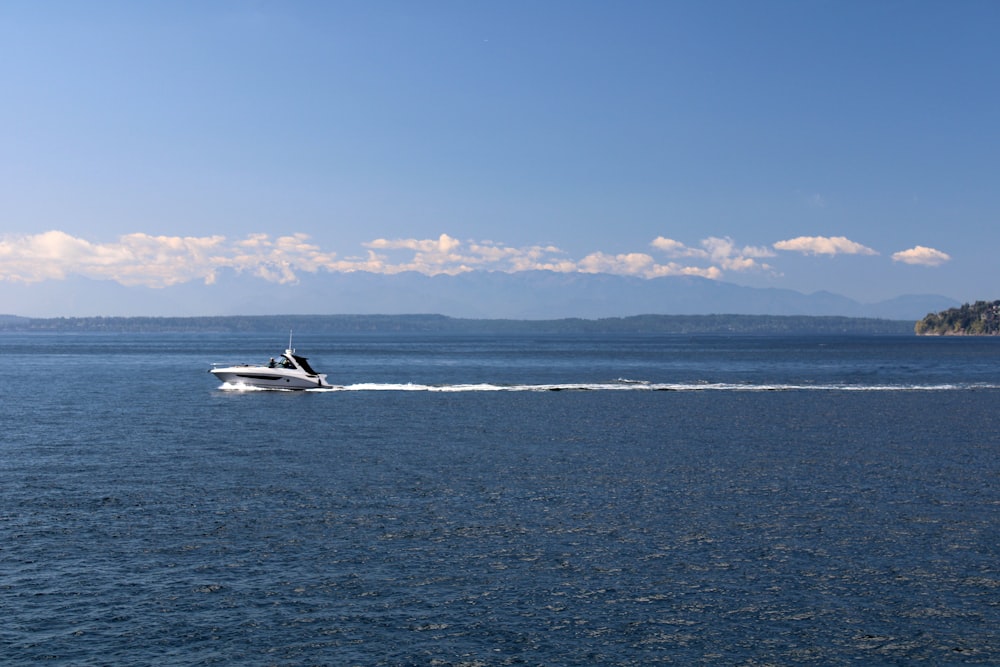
[{"x1": 288, "y1": 329, "x2": 294, "y2": 353}]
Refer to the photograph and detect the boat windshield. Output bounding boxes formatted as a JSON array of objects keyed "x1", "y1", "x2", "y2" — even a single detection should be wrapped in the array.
[{"x1": 270, "y1": 357, "x2": 294, "y2": 369}]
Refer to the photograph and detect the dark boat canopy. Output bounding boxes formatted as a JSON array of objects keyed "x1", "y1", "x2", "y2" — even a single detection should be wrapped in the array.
[{"x1": 289, "y1": 353, "x2": 320, "y2": 376}]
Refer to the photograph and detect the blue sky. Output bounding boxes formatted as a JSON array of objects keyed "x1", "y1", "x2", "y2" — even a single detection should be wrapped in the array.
[{"x1": 1, "y1": 1, "x2": 997, "y2": 310}]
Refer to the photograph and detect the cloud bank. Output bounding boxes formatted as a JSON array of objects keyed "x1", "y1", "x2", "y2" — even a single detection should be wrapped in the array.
[{"x1": 0, "y1": 231, "x2": 948, "y2": 288}]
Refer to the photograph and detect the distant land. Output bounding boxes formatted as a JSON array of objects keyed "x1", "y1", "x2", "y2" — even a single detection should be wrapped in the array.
[
  {"x1": 0, "y1": 270, "x2": 959, "y2": 320},
  {"x1": 0, "y1": 313, "x2": 916, "y2": 335},
  {"x1": 916, "y1": 300, "x2": 1000, "y2": 335}
]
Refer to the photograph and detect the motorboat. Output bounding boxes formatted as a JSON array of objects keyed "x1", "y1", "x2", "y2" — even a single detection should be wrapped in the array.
[{"x1": 210, "y1": 336, "x2": 331, "y2": 390}]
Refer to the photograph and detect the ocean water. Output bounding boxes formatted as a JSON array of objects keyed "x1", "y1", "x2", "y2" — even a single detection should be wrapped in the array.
[{"x1": 1, "y1": 332, "x2": 997, "y2": 665}]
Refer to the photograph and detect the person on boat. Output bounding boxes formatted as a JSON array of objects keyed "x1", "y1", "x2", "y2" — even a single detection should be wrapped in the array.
[{"x1": 268, "y1": 358, "x2": 276, "y2": 368}]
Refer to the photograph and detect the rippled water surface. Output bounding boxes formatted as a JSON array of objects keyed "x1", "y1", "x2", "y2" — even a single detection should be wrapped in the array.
[{"x1": 1, "y1": 333, "x2": 998, "y2": 665}]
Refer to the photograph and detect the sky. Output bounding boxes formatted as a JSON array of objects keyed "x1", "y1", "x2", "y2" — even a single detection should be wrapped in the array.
[{"x1": 2, "y1": 0, "x2": 998, "y2": 313}]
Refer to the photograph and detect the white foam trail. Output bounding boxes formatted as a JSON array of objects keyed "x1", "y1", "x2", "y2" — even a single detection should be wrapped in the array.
[
  {"x1": 219, "y1": 382, "x2": 271, "y2": 391},
  {"x1": 313, "y1": 382, "x2": 1000, "y2": 393},
  {"x1": 217, "y1": 378, "x2": 1000, "y2": 393}
]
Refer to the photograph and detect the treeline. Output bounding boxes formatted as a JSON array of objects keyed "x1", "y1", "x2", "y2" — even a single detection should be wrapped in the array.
[
  {"x1": 915, "y1": 300, "x2": 1000, "y2": 335},
  {"x1": 0, "y1": 313, "x2": 915, "y2": 335}
]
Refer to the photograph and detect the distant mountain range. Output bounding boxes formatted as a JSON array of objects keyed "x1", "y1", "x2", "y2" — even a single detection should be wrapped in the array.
[{"x1": 0, "y1": 269, "x2": 958, "y2": 321}]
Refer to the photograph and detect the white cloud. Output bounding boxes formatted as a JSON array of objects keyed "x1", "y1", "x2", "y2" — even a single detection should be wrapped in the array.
[
  {"x1": 0, "y1": 231, "x2": 227, "y2": 286},
  {"x1": 651, "y1": 235, "x2": 773, "y2": 274},
  {"x1": 892, "y1": 245, "x2": 951, "y2": 267},
  {"x1": 650, "y1": 236, "x2": 707, "y2": 258},
  {"x1": 578, "y1": 252, "x2": 655, "y2": 275},
  {"x1": 471, "y1": 242, "x2": 576, "y2": 273},
  {"x1": 773, "y1": 235, "x2": 878, "y2": 256},
  {"x1": 650, "y1": 263, "x2": 723, "y2": 280},
  {"x1": 227, "y1": 232, "x2": 337, "y2": 284},
  {"x1": 362, "y1": 233, "x2": 478, "y2": 275},
  {"x1": 113, "y1": 233, "x2": 229, "y2": 286},
  {"x1": 366, "y1": 233, "x2": 462, "y2": 254},
  {"x1": 701, "y1": 236, "x2": 775, "y2": 271}
]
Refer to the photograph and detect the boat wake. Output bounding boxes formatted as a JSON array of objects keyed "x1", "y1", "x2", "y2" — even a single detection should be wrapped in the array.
[{"x1": 216, "y1": 380, "x2": 1000, "y2": 393}]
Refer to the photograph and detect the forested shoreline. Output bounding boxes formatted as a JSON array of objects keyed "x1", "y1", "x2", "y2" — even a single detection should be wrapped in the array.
[
  {"x1": 0, "y1": 313, "x2": 914, "y2": 335},
  {"x1": 915, "y1": 301, "x2": 1000, "y2": 335}
]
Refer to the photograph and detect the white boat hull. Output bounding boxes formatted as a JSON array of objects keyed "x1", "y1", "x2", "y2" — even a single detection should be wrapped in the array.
[{"x1": 210, "y1": 367, "x2": 329, "y2": 390}]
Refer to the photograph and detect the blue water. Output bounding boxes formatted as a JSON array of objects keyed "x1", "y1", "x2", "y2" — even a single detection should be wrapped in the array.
[{"x1": 1, "y1": 333, "x2": 998, "y2": 665}]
